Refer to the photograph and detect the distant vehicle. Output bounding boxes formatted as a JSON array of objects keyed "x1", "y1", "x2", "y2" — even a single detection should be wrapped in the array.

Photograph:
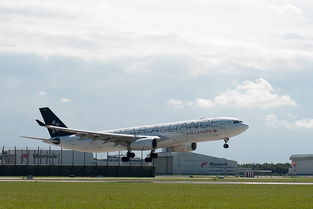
[{"x1": 23, "y1": 107, "x2": 248, "y2": 162}]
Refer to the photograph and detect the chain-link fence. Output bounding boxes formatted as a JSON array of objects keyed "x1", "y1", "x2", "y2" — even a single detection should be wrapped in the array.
[{"x1": 0, "y1": 146, "x2": 153, "y2": 166}]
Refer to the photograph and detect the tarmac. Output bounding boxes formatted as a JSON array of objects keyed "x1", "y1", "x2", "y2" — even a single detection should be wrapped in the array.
[{"x1": 0, "y1": 177, "x2": 313, "y2": 185}]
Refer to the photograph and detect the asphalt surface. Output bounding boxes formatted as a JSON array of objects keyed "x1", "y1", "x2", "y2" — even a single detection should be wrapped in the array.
[{"x1": 0, "y1": 178, "x2": 313, "y2": 185}]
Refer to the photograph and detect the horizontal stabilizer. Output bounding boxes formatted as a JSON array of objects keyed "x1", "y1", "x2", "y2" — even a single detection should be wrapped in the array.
[
  {"x1": 21, "y1": 136, "x2": 49, "y2": 141},
  {"x1": 36, "y1": 119, "x2": 45, "y2": 126},
  {"x1": 21, "y1": 136, "x2": 60, "y2": 145}
]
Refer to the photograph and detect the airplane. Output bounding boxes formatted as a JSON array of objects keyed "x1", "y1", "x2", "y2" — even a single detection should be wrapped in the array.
[{"x1": 23, "y1": 107, "x2": 249, "y2": 162}]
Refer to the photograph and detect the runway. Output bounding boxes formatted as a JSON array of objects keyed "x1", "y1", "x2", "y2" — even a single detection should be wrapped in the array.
[{"x1": 0, "y1": 178, "x2": 313, "y2": 185}]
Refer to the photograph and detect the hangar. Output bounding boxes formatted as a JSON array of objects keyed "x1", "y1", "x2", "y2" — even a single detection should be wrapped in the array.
[
  {"x1": 289, "y1": 154, "x2": 313, "y2": 175},
  {"x1": 0, "y1": 148, "x2": 155, "y2": 177},
  {"x1": 1, "y1": 149, "x2": 94, "y2": 165},
  {"x1": 154, "y1": 152, "x2": 237, "y2": 175},
  {"x1": 0, "y1": 148, "x2": 238, "y2": 176}
]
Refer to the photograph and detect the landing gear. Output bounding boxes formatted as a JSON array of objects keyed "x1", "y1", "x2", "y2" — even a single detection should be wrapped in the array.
[
  {"x1": 121, "y1": 156, "x2": 129, "y2": 162},
  {"x1": 223, "y1": 138, "x2": 229, "y2": 149},
  {"x1": 127, "y1": 151, "x2": 135, "y2": 158},
  {"x1": 151, "y1": 152, "x2": 158, "y2": 158},
  {"x1": 121, "y1": 151, "x2": 136, "y2": 162},
  {"x1": 145, "y1": 150, "x2": 158, "y2": 162}
]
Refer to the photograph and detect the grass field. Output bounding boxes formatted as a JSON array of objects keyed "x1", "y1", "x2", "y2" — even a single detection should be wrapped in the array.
[{"x1": 0, "y1": 182, "x2": 312, "y2": 209}]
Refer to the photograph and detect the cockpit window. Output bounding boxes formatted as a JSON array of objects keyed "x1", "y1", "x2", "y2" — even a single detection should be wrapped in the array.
[{"x1": 233, "y1": 120, "x2": 243, "y2": 124}]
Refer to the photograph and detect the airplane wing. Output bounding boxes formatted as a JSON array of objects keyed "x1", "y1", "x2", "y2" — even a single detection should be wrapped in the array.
[{"x1": 35, "y1": 120, "x2": 159, "y2": 146}]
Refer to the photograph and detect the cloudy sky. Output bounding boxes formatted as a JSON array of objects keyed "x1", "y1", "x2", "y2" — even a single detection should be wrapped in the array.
[{"x1": 1, "y1": 0, "x2": 313, "y2": 163}]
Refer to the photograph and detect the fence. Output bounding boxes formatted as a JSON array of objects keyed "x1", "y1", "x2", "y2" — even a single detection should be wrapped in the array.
[
  {"x1": 0, "y1": 146, "x2": 153, "y2": 166},
  {"x1": 0, "y1": 146, "x2": 156, "y2": 177}
]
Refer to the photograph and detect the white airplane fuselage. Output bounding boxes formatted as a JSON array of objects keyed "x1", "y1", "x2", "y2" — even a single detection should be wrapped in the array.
[{"x1": 52, "y1": 117, "x2": 248, "y2": 152}]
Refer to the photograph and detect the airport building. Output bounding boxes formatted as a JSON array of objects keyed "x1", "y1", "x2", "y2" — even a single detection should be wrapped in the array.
[
  {"x1": 0, "y1": 149, "x2": 94, "y2": 165},
  {"x1": 0, "y1": 148, "x2": 155, "y2": 177},
  {"x1": 0, "y1": 148, "x2": 238, "y2": 176},
  {"x1": 0, "y1": 149, "x2": 147, "y2": 166},
  {"x1": 154, "y1": 152, "x2": 238, "y2": 175},
  {"x1": 289, "y1": 154, "x2": 313, "y2": 175}
]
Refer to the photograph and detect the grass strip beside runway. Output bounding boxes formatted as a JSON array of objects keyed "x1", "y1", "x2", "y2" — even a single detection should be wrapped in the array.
[{"x1": 0, "y1": 182, "x2": 312, "y2": 209}]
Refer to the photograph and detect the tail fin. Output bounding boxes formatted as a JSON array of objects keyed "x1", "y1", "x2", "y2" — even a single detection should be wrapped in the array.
[{"x1": 39, "y1": 107, "x2": 72, "y2": 137}]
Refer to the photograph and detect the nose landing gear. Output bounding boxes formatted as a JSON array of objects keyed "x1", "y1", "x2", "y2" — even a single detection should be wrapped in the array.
[{"x1": 223, "y1": 138, "x2": 229, "y2": 149}]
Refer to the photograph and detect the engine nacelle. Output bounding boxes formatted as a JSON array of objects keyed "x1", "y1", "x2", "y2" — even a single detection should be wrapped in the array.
[
  {"x1": 51, "y1": 137, "x2": 60, "y2": 145},
  {"x1": 168, "y1": 143, "x2": 197, "y2": 152},
  {"x1": 129, "y1": 137, "x2": 158, "y2": 150}
]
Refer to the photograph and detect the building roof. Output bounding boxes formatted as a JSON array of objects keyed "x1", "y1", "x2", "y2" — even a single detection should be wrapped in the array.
[
  {"x1": 290, "y1": 154, "x2": 313, "y2": 160},
  {"x1": 158, "y1": 152, "x2": 237, "y2": 163}
]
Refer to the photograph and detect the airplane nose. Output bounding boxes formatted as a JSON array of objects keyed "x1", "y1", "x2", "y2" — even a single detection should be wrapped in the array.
[{"x1": 241, "y1": 123, "x2": 249, "y2": 131}]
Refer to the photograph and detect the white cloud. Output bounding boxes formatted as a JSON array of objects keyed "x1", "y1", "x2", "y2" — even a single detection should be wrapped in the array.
[
  {"x1": 37, "y1": 91, "x2": 46, "y2": 96},
  {"x1": 167, "y1": 98, "x2": 184, "y2": 108},
  {"x1": 195, "y1": 98, "x2": 214, "y2": 108},
  {"x1": 1, "y1": 0, "x2": 313, "y2": 76},
  {"x1": 168, "y1": 78, "x2": 296, "y2": 109},
  {"x1": 167, "y1": 98, "x2": 193, "y2": 109},
  {"x1": 59, "y1": 97, "x2": 71, "y2": 103},
  {"x1": 264, "y1": 114, "x2": 291, "y2": 128},
  {"x1": 294, "y1": 118, "x2": 313, "y2": 129},
  {"x1": 265, "y1": 114, "x2": 313, "y2": 129},
  {"x1": 269, "y1": 4, "x2": 302, "y2": 14}
]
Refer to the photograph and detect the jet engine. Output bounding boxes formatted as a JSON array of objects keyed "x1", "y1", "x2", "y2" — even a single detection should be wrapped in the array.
[
  {"x1": 168, "y1": 142, "x2": 197, "y2": 152},
  {"x1": 51, "y1": 138, "x2": 60, "y2": 145},
  {"x1": 129, "y1": 137, "x2": 158, "y2": 150}
]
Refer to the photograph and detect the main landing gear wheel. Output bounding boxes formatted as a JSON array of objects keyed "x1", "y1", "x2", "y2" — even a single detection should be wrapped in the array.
[
  {"x1": 122, "y1": 151, "x2": 135, "y2": 162},
  {"x1": 127, "y1": 151, "x2": 135, "y2": 158},
  {"x1": 151, "y1": 153, "x2": 158, "y2": 158},
  {"x1": 145, "y1": 150, "x2": 158, "y2": 162},
  {"x1": 223, "y1": 138, "x2": 229, "y2": 149},
  {"x1": 121, "y1": 156, "x2": 130, "y2": 162}
]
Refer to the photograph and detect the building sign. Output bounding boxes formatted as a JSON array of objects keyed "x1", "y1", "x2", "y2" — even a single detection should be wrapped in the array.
[
  {"x1": 200, "y1": 161, "x2": 228, "y2": 168},
  {"x1": 210, "y1": 162, "x2": 228, "y2": 167},
  {"x1": 200, "y1": 162, "x2": 208, "y2": 168},
  {"x1": 32, "y1": 153, "x2": 58, "y2": 159}
]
